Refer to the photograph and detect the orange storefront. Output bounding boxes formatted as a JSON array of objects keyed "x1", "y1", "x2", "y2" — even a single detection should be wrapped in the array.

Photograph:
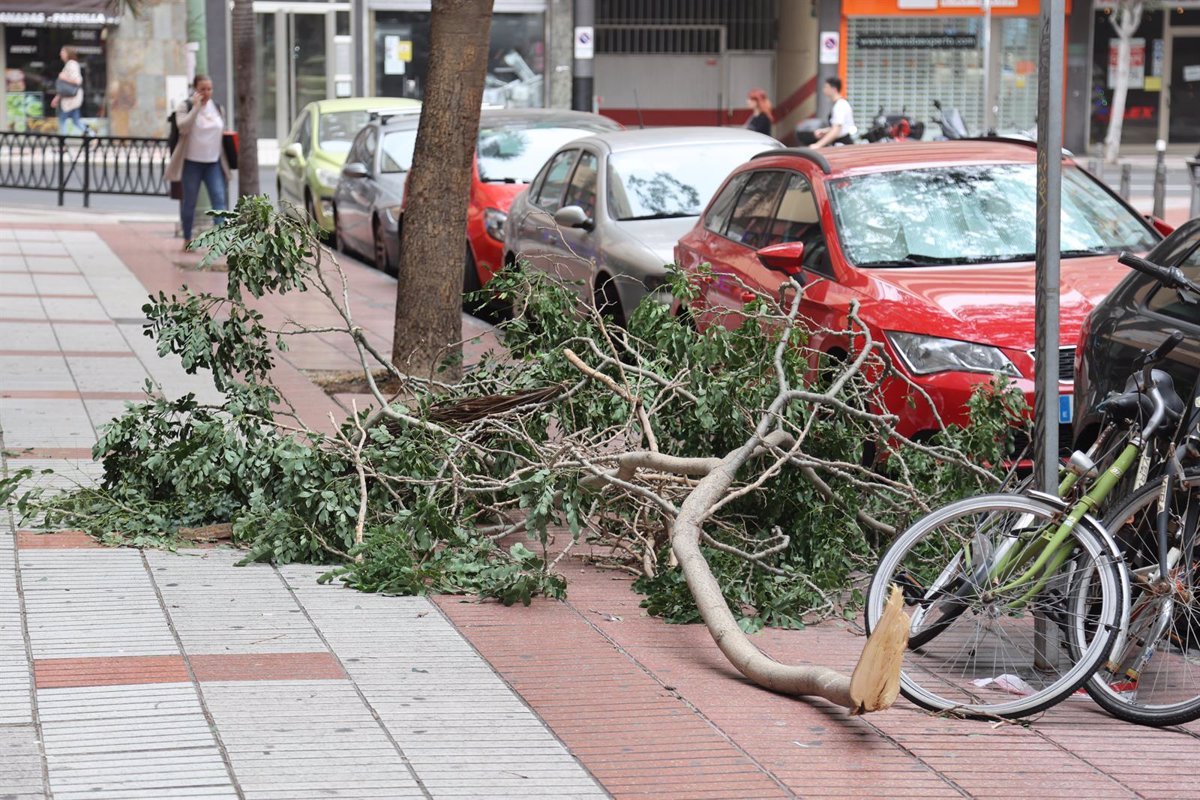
[{"x1": 837, "y1": 0, "x2": 1070, "y2": 136}]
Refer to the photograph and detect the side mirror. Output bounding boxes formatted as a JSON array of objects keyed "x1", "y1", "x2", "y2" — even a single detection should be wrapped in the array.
[
  {"x1": 283, "y1": 142, "x2": 304, "y2": 162},
  {"x1": 342, "y1": 162, "x2": 369, "y2": 179},
  {"x1": 756, "y1": 241, "x2": 807, "y2": 278},
  {"x1": 554, "y1": 204, "x2": 593, "y2": 231},
  {"x1": 1144, "y1": 214, "x2": 1175, "y2": 237}
]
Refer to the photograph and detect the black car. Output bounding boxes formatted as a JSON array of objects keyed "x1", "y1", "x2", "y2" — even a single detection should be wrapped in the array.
[{"x1": 1074, "y1": 218, "x2": 1200, "y2": 449}]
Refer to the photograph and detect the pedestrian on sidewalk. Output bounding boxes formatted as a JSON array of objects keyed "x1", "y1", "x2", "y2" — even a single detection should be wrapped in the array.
[
  {"x1": 744, "y1": 88, "x2": 776, "y2": 138},
  {"x1": 165, "y1": 74, "x2": 231, "y2": 249},
  {"x1": 50, "y1": 46, "x2": 84, "y2": 136},
  {"x1": 810, "y1": 77, "x2": 856, "y2": 149}
]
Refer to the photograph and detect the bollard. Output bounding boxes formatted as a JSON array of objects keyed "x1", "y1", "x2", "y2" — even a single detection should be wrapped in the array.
[
  {"x1": 1120, "y1": 163, "x2": 1132, "y2": 200},
  {"x1": 1189, "y1": 154, "x2": 1200, "y2": 219},
  {"x1": 1153, "y1": 139, "x2": 1167, "y2": 221},
  {"x1": 1087, "y1": 157, "x2": 1103, "y2": 180}
]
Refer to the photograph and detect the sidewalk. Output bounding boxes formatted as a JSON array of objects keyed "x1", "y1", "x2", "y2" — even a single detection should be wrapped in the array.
[{"x1": 3, "y1": 213, "x2": 1200, "y2": 799}]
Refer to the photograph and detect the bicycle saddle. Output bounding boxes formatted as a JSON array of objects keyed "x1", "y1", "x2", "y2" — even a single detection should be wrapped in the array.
[{"x1": 1096, "y1": 368, "x2": 1184, "y2": 430}]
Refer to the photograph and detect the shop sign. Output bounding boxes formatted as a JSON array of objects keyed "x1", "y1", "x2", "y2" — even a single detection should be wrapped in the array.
[
  {"x1": 939, "y1": 0, "x2": 1020, "y2": 7},
  {"x1": 1107, "y1": 37, "x2": 1145, "y2": 90},
  {"x1": 0, "y1": 14, "x2": 114, "y2": 27},
  {"x1": 897, "y1": 0, "x2": 938, "y2": 8},
  {"x1": 855, "y1": 33, "x2": 978, "y2": 49}
]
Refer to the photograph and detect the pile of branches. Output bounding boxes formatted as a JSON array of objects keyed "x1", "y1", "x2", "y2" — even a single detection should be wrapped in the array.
[{"x1": 7, "y1": 197, "x2": 1025, "y2": 634}]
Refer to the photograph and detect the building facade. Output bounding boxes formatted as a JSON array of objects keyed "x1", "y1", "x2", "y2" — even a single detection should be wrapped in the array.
[{"x1": 0, "y1": 0, "x2": 187, "y2": 137}]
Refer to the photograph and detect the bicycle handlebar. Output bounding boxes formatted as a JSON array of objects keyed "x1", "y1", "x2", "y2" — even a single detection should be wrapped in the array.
[
  {"x1": 1135, "y1": 330, "x2": 1185, "y2": 372},
  {"x1": 1119, "y1": 251, "x2": 1200, "y2": 295}
]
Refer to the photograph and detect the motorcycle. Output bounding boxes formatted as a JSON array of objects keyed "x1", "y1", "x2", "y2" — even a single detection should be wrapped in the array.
[
  {"x1": 931, "y1": 99, "x2": 969, "y2": 140},
  {"x1": 861, "y1": 106, "x2": 926, "y2": 143}
]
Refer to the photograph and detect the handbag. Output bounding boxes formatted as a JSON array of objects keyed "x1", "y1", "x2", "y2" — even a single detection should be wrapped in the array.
[
  {"x1": 55, "y1": 78, "x2": 80, "y2": 98},
  {"x1": 222, "y1": 131, "x2": 239, "y2": 171}
]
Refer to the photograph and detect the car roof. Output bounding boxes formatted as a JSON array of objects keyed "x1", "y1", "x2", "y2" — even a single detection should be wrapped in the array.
[
  {"x1": 751, "y1": 139, "x2": 1057, "y2": 177},
  {"x1": 378, "y1": 106, "x2": 621, "y2": 133},
  {"x1": 563, "y1": 126, "x2": 780, "y2": 154},
  {"x1": 313, "y1": 97, "x2": 421, "y2": 114}
]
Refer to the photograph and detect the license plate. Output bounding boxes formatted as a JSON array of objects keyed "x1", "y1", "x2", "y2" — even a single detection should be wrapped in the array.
[{"x1": 1059, "y1": 394, "x2": 1073, "y2": 424}]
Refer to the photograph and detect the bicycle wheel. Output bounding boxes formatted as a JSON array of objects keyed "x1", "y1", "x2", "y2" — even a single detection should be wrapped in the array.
[
  {"x1": 866, "y1": 493, "x2": 1124, "y2": 719},
  {"x1": 1084, "y1": 472, "x2": 1200, "y2": 726}
]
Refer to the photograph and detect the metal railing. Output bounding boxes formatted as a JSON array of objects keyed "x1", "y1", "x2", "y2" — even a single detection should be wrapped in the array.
[{"x1": 0, "y1": 132, "x2": 170, "y2": 207}]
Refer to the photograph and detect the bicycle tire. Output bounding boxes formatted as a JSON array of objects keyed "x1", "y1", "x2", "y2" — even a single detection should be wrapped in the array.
[
  {"x1": 1083, "y1": 471, "x2": 1200, "y2": 726},
  {"x1": 866, "y1": 493, "x2": 1124, "y2": 719}
]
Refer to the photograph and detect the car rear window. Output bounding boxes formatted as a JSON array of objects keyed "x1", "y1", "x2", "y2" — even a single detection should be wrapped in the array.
[
  {"x1": 319, "y1": 111, "x2": 373, "y2": 154},
  {"x1": 607, "y1": 142, "x2": 770, "y2": 221},
  {"x1": 826, "y1": 164, "x2": 1158, "y2": 267}
]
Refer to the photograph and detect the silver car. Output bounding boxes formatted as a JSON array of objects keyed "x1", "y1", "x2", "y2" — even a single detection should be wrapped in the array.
[
  {"x1": 333, "y1": 110, "x2": 420, "y2": 272},
  {"x1": 502, "y1": 127, "x2": 783, "y2": 325}
]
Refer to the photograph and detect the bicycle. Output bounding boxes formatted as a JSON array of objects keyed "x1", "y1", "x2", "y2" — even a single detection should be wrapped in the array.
[
  {"x1": 863, "y1": 263, "x2": 1198, "y2": 718},
  {"x1": 1079, "y1": 252, "x2": 1200, "y2": 726}
]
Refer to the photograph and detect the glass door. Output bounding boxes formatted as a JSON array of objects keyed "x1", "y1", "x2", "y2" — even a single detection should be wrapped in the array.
[
  {"x1": 1168, "y1": 35, "x2": 1200, "y2": 143},
  {"x1": 256, "y1": 12, "x2": 278, "y2": 139},
  {"x1": 290, "y1": 12, "x2": 330, "y2": 115}
]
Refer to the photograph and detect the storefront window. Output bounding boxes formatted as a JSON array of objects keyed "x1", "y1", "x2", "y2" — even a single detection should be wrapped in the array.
[
  {"x1": 996, "y1": 18, "x2": 1038, "y2": 134},
  {"x1": 4, "y1": 23, "x2": 107, "y2": 133},
  {"x1": 1090, "y1": 9, "x2": 1164, "y2": 145},
  {"x1": 846, "y1": 17, "x2": 986, "y2": 137},
  {"x1": 373, "y1": 12, "x2": 546, "y2": 107}
]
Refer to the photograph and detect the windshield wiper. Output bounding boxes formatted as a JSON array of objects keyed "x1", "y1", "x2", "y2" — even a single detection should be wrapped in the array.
[
  {"x1": 855, "y1": 253, "x2": 962, "y2": 267},
  {"x1": 986, "y1": 247, "x2": 1113, "y2": 262},
  {"x1": 623, "y1": 212, "x2": 694, "y2": 221},
  {"x1": 480, "y1": 176, "x2": 519, "y2": 184}
]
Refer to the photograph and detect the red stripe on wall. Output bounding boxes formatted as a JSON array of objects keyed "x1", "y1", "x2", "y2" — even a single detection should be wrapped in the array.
[
  {"x1": 599, "y1": 108, "x2": 753, "y2": 127},
  {"x1": 774, "y1": 77, "x2": 819, "y2": 122}
]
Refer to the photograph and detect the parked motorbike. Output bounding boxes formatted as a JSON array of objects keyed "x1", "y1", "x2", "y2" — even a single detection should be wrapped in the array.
[
  {"x1": 931, "y1": 99, "x2": 969, "y2": 140},
  {"x1": 861, "y1": 106, "x2": 926, "y2": 143}
]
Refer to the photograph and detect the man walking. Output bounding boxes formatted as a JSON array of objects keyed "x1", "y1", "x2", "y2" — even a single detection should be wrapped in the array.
[{"x1": 811, "y1": 78, "x2": 856, "y2": 149}]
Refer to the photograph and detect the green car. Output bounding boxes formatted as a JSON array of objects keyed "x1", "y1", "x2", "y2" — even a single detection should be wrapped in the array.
[{"x1": 276, "y1": 97, "x2": 421, "y2": 235}]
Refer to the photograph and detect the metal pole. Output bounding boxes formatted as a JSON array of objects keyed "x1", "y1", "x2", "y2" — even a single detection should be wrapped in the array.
[
  {"x1": 1120, "y1": 163, "x2": 1132, "y2": 200},
  {"x1": 981, "y1": 0, "x2": 992, "y2": 133},
  {"x1": 1190, "y1": 156, "x2": 1200, "y2": 218},
  {"x1": 1153, "y1": 138, "x2": 1167, "y2": 221},
  {"x1": 1034, "y1": 0, "x2": 1065, "y2": 494},
  {"x1": 571, "y1": 0, "x2": 594, "y2": 112}
]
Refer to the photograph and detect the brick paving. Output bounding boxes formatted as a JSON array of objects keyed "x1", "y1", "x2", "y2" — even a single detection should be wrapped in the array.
[{"x1": 2, "y1": 207, "x2": 1200, "y2": 798}]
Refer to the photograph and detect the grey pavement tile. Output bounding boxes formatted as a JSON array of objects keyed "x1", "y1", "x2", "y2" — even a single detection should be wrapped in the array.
[
  {"x1": 31, "y1": 273, "x2": 94, "y2": 296},
  {"x1": 20, "y1": 550, "x2": 178, "y2": 659},
  {"x1": 37, "y1": 683, "x2": 236, "y2": 798},
  {"x1": 52, "y1": 321, "x2": 132, "y2": 353},
  {"x1": 202, "y1": 680, "x2": 426, "y2": 799},
  {"x1": 0, "y1": 398, "x2": 96, "y2": 448},
  {"x1": 85, "y1": 275, "x2": 157, "y2": 321},
  {"x1": 0, "y1": 354, "x2": 74, "y2": 392},
  {"x1": 117, "y1": 323, "x2": 224, "y2": 404},
  {"x1": 40, "y1": 297, "x2": 109, "y2": 322},
  {"x1": 147, "y1": 550, "x2": 327, "y2": 654},
  {"x1": 64, "y1": 354, "x2": 151, "y2": 394},
  {"x1": 0, "y1": 272, "x2": 36, "y2": 294},
  {"x1": 0, "y1": 724, "x2": 47, "y2": 799},
  {"x1": 0, "y1": 295, "x2": 46, "y2": 320},
  {"x1": 18, "y1": 242, "x2": 68, "y2": 257},
  {"x1": 280, "y1": 566, "x2": 607, "y2": 799},
  {"x1": 24, "y1": 256, "x2": 80, "y2": 273},
  {"x1": 13, "y1": 231, "x2": 60, "y2": 243},
  {"x1": 9, "y1": 459, "x2": 104, "y2": 495},
  {"x1": 0, "y1": 240, "x2": 20, "y2": 254},
  {"x1": 84, "y1": 398, "x2": 137, "y2": 431},
  {"x1": 0, "y1": 320, "x2": 56, "y2": 350}
]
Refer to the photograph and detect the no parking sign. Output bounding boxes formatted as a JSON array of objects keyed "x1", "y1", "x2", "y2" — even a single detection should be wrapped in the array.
[
  {"x1": 819, "y1": 31, "x2": 839, "y2": 65},
  {"x1": 575, "y1": 26, "x2": 594, "y2": 60}
]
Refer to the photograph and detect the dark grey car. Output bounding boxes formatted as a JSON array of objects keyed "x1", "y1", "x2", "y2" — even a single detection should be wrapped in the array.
[
  {"x1": 1074, "y1": 218, "x2": 1199, "y2": 448},
  {"x1": 502, "y1": 127, "x2": 782, "y2": 325},
  {"x1": 333, "y1": 110, "x2": 420, "y2": 272}
]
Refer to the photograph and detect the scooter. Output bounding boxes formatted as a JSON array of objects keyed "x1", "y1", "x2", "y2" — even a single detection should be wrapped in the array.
[
  {"x1": 861, "y1": 106, "x2": 926, "y2": 143},
  {"x1": 931, "y1": 100, "x2": 969, "y2": 140}
]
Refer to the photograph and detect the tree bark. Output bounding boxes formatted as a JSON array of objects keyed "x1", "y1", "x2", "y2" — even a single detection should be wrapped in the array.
[
  {"x1": 231, "y1": 0, "x2": 260, "y2": 196},
  {"x1": 391, "y1": 0, "x2": 495, "y2": 381},
  {"x1": 1103, "y1": 2, "x2": 1144, "y2": 165}
]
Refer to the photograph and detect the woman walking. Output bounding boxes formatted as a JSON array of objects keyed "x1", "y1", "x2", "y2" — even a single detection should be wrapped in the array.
[
  {"x1": 165, "y1": 75, "x2": 231, "y2": 249},
  {"x1": 744, "y1": 89, "x2": 775, "y2": 138},
  {"x1": 50, "y1": 46, "x2": 84, "y2": 135}
]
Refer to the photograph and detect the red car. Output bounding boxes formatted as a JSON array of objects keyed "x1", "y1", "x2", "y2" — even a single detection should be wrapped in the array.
[{"x1": 674, "y1": 140, "x2": 1161, "y2": 441}]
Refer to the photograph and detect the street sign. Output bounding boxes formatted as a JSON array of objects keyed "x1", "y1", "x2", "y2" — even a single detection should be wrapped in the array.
[
  {"x1": 575, "y1": 26, "x2": 594, "y2": 61},
  {"x1": 819, "y1": 32, "x2": 839, "y2": 65}
]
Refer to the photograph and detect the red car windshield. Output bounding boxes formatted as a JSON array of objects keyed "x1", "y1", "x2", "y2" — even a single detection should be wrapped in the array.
[
  {"x1": 477, "y1": 124, "x2": 612, "y2": 184},
  {"x1": 827, "y1": 164, "x2": 1157, "y2": 267}
]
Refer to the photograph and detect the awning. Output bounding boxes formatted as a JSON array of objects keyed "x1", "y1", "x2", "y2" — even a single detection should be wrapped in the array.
[{"x1": 0, "y1": 1, "x2": 120, "y2": 26}]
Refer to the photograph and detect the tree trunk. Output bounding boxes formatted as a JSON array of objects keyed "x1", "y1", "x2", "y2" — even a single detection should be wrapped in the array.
[
  {"x1": 391, "y1": 0, "x2": 494, "y2": 382},
  {"x1": 231, "y1": 0, "x2": 260, "y2": 196},
  {"x1": 1103, "y1": 3, "x2": 1144, "y2": 164}
]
